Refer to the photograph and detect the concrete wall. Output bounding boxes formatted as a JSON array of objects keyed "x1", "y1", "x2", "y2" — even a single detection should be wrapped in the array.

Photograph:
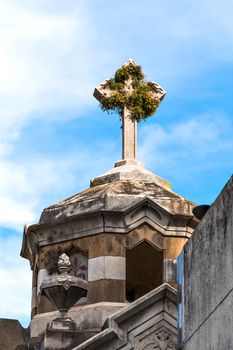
[{"x1": 179, "y1": 176, "x2": 233, "y2": 349}]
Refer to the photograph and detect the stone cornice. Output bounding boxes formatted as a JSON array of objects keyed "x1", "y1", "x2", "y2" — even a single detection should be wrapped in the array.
[{"x1": 21, "y1": 198, "x2": 198, "y2": 268}]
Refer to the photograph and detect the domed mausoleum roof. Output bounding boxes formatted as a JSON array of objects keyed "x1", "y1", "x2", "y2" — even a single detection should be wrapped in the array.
[{"x1": 39, "y1": 161, "x2": 195, "y2": 225}]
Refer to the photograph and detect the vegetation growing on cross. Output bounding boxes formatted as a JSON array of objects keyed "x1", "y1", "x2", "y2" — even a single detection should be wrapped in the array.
[{"x1": 99, "y1": 61, "x2": 161, "y2": 122}]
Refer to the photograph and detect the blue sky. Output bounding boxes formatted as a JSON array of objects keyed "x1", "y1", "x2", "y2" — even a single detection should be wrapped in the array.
[{"x1": 0, "y1": 0, "x2": 233, "y2": 327}]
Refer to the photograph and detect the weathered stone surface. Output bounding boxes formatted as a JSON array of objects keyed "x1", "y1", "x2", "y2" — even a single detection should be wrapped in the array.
[
  {"x1": 88, "y1": 256, "x2": 125, "y2": 281},
  {"x1": 41, "y1": 329, "x2": 94, "y2": 350},
  {"x1": 30, "y1": 303, "x2": 126, "y2": 339},
  {"x1": 164, "y1": 259, "x2": 177, "y2": 284},
  {"x1": 72, "y1": 283, "x2": 178, "y2": 350},
  {"x1": 36, "y1": 165, "x2": 194, "y2": 227},
  {"x1": 179, "y1": 175, "x2": 233, "y2": 349},
  {"x1": 0, "y1": 319, "x2": 29, "y2": 350},
  {"x1": 23, "y1": 189, "x2": 196, "y2": 330},
  {"x1": 90, "y1": 161, "x2": 171, "y2": 188},
  {"x1": 88, "y1": 280, "x2": 126, "y2": 303},
  {"x1": 21, "y1": 178, "x2": 197, "y2": 264}
]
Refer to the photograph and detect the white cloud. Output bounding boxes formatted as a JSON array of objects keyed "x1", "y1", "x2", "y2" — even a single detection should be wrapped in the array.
[
  {"x1": 0, "y1": 156, "x2": 72, "y2": 230},
  {"x1": 0, "y1": 1, "x2": 100, "y2": 161},
  {"x1": 1, "y1": 0, "x2": 232, "y2": 136},
  {"x1": 0, "y1": 142, "x2": 117, "y2": 230},
  {"x1": 139, "y1": 113, "x2": 233, "y2": 178},
  {"x1": 0, "y1": 1, "x2": 93, "y2": 108},
  {"x1": 0, "y1": 0, "x2": 104, "y2": 229}
]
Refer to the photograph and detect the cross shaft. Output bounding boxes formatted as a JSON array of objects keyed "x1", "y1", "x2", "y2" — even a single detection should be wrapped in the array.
[{"x1": 122, "y1": 107, "x2": 137, "y2": 160}]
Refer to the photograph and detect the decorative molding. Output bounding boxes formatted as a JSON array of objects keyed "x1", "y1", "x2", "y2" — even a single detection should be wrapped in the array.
[
  {"x1": 139, "y1": 328, "x2": 178, "y2": 350},
  {"x1": 70, "y1": 252, "x2": 88, "y2": 280}
]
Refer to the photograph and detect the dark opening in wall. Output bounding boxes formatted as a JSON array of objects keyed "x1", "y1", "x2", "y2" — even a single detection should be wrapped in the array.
[{"x1": 126, "y1": 240, "x2": 163, "y2": 302}]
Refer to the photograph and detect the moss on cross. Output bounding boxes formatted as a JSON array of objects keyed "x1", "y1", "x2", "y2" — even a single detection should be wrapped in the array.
[{"x1": 94, "y1": 59, "x2": 165, "y2": 122}]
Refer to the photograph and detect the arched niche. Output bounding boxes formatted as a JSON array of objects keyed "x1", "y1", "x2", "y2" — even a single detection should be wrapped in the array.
[{"x1": 126, "y1": 240, "x2": 163, "y2": 302}]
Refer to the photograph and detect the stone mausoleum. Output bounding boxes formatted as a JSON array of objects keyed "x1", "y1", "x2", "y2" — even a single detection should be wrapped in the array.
[{"x1": 0, "y1": 60, "x2": 199, "y2": 349}]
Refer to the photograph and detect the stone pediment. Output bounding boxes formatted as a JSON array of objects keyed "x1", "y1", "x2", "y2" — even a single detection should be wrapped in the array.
[{"x1": 71, "y1": 283, "x2": 178, "y2": 350}]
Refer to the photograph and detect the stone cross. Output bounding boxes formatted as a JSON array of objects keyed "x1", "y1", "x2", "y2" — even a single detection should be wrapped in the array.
[{"x1": 94, "y1": 59, "x2": 165, "y2": 163}]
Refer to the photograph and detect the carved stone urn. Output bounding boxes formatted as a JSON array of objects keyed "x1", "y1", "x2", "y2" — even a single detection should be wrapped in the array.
[{"x1": 41, "y1": 253, "x2": 88, "y2": 330}]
